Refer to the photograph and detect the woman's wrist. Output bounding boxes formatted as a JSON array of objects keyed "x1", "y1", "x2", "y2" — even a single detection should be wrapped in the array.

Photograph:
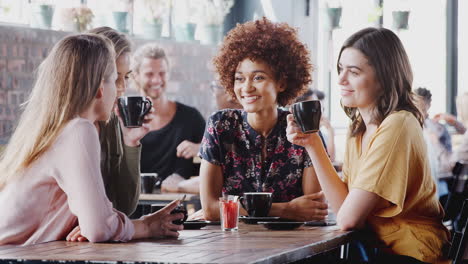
[
  {"x1": 123, "y1": 136, "x2": 140, "y2": 147},
  {"x1": 305, "y1": 133, "x2": 324, "y2": 153},
  {"x1": 131, "y1": 218, "x2": 150, "y2": 240},
  {"x1": 269, "y1": 202, "x2": 288, "y2": 218}
]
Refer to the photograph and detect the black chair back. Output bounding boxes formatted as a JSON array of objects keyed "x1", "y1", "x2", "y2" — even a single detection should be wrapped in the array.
[
  {"x1": 444, "y1": 161, "x2": 468, "y2": 222},
  {"x1": 448, "y1": 198, "x2": 468, "y2": 264}
]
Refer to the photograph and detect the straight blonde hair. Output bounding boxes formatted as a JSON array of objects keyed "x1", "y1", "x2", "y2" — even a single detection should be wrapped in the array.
[{"x1": 0, "y1": 34, "x2": 115, "y2": 189}]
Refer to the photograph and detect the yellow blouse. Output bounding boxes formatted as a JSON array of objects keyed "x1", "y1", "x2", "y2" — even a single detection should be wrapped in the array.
[{"x1": 342, "y1": 111, "x2": 451, "y2": 264}]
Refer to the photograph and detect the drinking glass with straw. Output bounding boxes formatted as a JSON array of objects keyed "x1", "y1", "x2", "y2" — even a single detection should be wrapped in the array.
[{"x1": 219, "y1": 194, "x2": 239, "y2": 231}]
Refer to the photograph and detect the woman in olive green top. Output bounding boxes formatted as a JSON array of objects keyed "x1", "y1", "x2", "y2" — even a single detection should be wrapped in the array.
[
  {"x1": 89, "y1": 27, "x2": 154, "y2": 216},
  {"x1": 66, "y1": 27, "x2": 155, "y2": 242}
]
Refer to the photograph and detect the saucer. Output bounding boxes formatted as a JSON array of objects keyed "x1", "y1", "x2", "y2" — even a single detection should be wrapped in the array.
[
  {"x1": 183, "y1": 220, "x2": 208, "y2": 230},
  {"x1": 257, "y1": 221, "x2": 304, "y2": 230},
  {"x1": 239, "y1": 216, "x2": 281, "y2": 224}
]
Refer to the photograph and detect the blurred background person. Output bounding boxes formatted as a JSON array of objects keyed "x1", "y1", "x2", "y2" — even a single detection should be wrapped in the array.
[
  {"x1": 433, "y1": 92, "x2": 468, "y2": 171},
  {"x1": 131, "y1": 43, "x2": 206, "y2": 193},
  {"x1": 414, "y1": 87, "x2": 450, "y2": 197}
]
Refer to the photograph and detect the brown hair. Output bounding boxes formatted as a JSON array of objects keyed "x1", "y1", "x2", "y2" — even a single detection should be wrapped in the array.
[
  {"x1": 88, "y1": 26, "x2": 132, "y2": 58},
  {"x1": 338, "y1": 27, "x2": 424, "y2": 136},
  {"x1": 213, "y1": 17, "x2": 313, "y2": 107}
]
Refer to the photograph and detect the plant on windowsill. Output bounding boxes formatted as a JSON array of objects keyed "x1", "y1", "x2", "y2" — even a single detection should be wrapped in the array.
[
  {"x1": 140, "y1": 0, "x2": 169, "y2": 39},
  {"x1": 112, "y1": 0, "x2": 132, "y2": 33},
  {"x1": 59, "y1": 5, "x2": 94, "y2": 32},
  {"x1": 195, "y1": 0, "x2": 234, "y2": 45},
  {"x1": 29, "y1": 0, "x2": 55, "y2": 30},
  {"x1": 173, "y1": 0, "x2": 201, "y2": 42}
]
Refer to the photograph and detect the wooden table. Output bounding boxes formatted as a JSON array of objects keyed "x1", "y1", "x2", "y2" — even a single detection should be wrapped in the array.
[
  {"x1": 0, "y1": 223, "x2": 353, "y2": 264},
  {"x1": 135, "y1": 192, "x2": 201, "y2": 218},
  {"x1": 139, "y1": 193, "x2": 199, "y2": 205}
]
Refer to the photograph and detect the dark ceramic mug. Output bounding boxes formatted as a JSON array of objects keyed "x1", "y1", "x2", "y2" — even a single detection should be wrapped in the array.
[
  {"x1": 292, "y1": 100, "x2": 321, "y2": 134},
  {"x1": 239, "y1": 192, "x2": 272, "y2": 217},
  {"x1": 117, "y1": 96, "x2": 152, "y2": 128}
]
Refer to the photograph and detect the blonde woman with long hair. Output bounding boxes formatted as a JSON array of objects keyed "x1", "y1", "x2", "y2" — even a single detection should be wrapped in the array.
[{"x1": 0, "y1": 34, "x2": 183, "y2": 246}]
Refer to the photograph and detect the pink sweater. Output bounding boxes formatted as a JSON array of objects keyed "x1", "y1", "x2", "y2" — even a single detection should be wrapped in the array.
[{"x1": 0, "y1": 118, "x2": 135, "y2": 245}]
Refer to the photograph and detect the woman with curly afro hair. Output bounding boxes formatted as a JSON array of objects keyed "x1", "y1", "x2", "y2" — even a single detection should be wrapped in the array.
[{"x1": 196, "y1": 18, "x2": 328, "y2": 221}]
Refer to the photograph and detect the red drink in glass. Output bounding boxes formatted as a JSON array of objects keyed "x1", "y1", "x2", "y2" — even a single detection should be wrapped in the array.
[{"x1": 220, "y1": 199, "x2": 239, "y2": 231}]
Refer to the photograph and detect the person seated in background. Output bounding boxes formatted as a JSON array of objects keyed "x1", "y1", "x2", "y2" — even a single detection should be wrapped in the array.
[
  {"x1": 295, "y1": 89, "x2": 336, "y2": 163},
  {"x1": 131, "y1": 43, "x2": 206, "y2": 193},
  {"x1": 414, "y1": 87, "x2": 450, "y2": 197},
  {"x1": 0, "y1": 34, "x2": 183, "y2": 245},
  {"x1": 434, "y1": 112, "x2": 466, "y2": 135},
  {"x1": 166, "y1": 80, "x2": 243, "y2": 195},
  {"x1": 210, "y1": 80, "x2": 242, "y2": 110},
  {"x1": 196, "y1": 18, "x2": 328, "y2": 222},
  {"x1": 286, "y1": 27, "x2": 450, "y2": 263},
  {"x1": 433, "y1": 92, "x2": 468, "y2": 171}
]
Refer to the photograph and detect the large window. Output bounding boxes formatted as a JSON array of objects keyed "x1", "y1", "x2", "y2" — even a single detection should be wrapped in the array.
[{"x1": 459, "y1": 0, "x2": 467, "y2": 96}]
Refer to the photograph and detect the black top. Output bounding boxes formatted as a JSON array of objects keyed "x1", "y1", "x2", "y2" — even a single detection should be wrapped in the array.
[{"x1": 140, "y1": 102, "x2": 206, "y2": 181}]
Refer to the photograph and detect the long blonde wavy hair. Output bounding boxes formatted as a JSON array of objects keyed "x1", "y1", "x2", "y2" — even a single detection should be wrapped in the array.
[{"x1": 0, "y1": 34, "x2": 115, "y2": 189}]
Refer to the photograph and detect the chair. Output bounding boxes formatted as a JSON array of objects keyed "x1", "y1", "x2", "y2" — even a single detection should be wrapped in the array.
[
  {"x1": 443, "y1": 161, "x2": 468, "y2": 230},
  {"x1": 448, "y1": 198, "x2": 468, "y2": 264}
]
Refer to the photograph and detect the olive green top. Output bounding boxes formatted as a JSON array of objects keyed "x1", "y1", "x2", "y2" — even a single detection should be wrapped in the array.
[{"x1": 98, "y1": 113, "x2": 141, "y2": 216}]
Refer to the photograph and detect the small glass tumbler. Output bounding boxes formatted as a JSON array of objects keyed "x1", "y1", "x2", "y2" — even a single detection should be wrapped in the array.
[{"x1": 219, "y1": 199, "x2": 239, "y2": 231}]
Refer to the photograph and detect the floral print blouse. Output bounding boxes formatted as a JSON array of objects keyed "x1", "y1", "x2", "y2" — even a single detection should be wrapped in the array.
[{"x1": 199, "y1": 108, "x2": 313, "y2": 202}]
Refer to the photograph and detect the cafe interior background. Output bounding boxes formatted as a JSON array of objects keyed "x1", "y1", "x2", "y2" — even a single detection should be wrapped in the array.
[{"x1": 0, "y1": 0, "x2": 465, "y2": 164}]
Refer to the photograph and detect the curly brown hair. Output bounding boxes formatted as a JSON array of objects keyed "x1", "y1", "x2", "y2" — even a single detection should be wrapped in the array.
[{"x1": 213, "y1": 17, "x2": 313, "y2": 107}]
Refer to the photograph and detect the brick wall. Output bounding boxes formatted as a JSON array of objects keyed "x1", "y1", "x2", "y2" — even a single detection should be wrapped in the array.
[{"x1": 0, "y1": 25, "x2": 218, "y2": 144}]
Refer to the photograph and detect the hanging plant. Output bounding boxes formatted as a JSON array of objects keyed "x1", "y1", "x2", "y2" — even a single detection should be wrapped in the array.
[
  {"x1": 327, "y1": 7, "x2": 342, "y2": 30},
  {"x1": 392, "y1": 10, "x2": 410, "y2": 30}
]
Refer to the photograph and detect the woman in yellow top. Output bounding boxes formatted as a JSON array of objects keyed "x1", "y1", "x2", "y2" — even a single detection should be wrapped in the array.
[{"x1": 287, "y1": 27, "x2": 450, "y2": 263}]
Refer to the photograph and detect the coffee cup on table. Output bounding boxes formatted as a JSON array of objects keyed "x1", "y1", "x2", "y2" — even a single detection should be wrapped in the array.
[
  {"x1": 117, "y1": 96, "x2": 152, "y2": 128},
  {"x1": 240, "y1": 192, "x2": 272, "y2": 217},
  {"x1": 140, "y1": 173, "x2": 159, "y2": 194},
  {"x1": 291, "y1": 100, "x2": 321, "y2": 134}
]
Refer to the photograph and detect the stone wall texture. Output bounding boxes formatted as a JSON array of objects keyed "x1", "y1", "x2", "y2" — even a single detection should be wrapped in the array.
[{"x1": 0, "y1": 25, "x2": 218, "y2": 144}]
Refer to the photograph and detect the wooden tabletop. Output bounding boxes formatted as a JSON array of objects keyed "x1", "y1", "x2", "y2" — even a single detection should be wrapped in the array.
[
  {"x1": 139, "y1": 192, "x2": 198, "y2": 202},
  {"x1": 0, "y1": 223, "x2": 353, "y2": 264}
]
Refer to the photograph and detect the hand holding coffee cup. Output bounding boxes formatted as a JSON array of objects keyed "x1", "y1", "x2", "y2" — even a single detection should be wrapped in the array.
[
  {"x1": 117, "y1": 96, "x2": 153, "y2": 128},
  {"x1": 291, "y1": 100, "x2": 321, "y2": 134}
]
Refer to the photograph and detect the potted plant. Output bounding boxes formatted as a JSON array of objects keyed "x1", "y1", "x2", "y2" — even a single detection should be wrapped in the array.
[
  {"x1": 30, "y1": 1, "x2": 55, "y2": 30},
  {"x1": 195, "y1": 0, "x2": 234, "y2": 45},
  {"x1": 59, "y1": 5, "x2": 94, "y2": 32},
  {"x1": 140, "y1": 0, "x2": 168, "y2": 39},
  {"x1": 325, "y1": 0, "x2": 342, "y2": 30},
  {"x1": 112, "y1": 0, "x2": 132, "y2": 33},
  {"x1": 173, "y1": 0, "x2": 200, "y2": 42},
  {"x1": 392, "y1": 10, "x2": 410, "y2": 30}
]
